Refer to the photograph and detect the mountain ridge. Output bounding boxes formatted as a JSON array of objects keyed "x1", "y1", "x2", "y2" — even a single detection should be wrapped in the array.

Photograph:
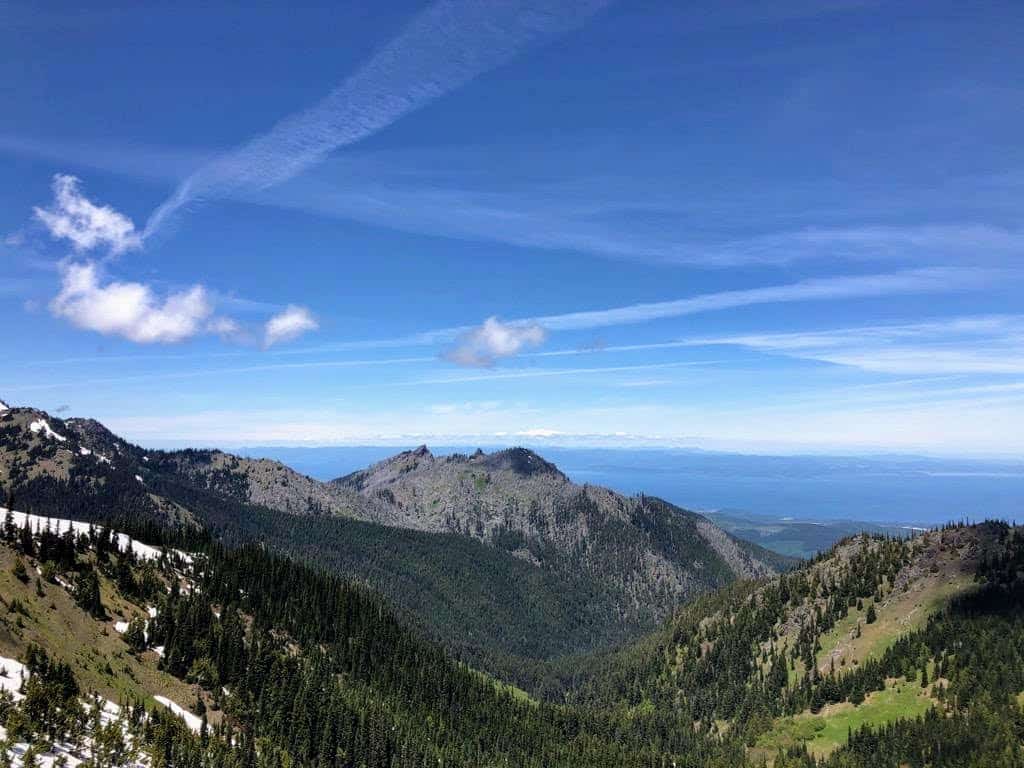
[{"x1": 0, "y1": 402, "x2": 794, "y2": 685}]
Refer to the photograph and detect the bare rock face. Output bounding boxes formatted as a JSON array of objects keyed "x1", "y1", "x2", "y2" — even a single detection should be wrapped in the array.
[
  {"x1": 333, "y1": 445, "x2": 790, "y2": 620},
  {"x1": 160, "y1": 450, "x2": 373, "y2": 519}
]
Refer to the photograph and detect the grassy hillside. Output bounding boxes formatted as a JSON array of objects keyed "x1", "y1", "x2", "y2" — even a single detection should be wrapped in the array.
[
  {"x1": 753, "y1": 676, "x2": 934, "y2": 761},
  {"x1": 0, "y1": 541, "x2": 205, "y2": 723},
  {"x1": 563, "y1": 522, "x2": 1024, "y2": 765}
]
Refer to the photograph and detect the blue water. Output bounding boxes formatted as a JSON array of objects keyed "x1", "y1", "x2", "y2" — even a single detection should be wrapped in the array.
[{"x1": 238, "y1": 445, "x2": 1024, "y2": 526}]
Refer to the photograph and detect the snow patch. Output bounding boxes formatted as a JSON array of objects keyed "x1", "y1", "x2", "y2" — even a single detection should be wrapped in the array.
[
  {"x1": 0, "y1": 399, "x2": 9, "y2": 412},
  {"x1": 79, "y1": 446, "x2": 92, "y2": 456},
  {"x1": 0, "y1": 508, "x2": 194, "y2": 564},
  {"x1": 29, "y1": 419, "x2": 67, "y2": 442},
  {"x1": 0, "y1": 655, "x2": 27, "y2": 702},
  {"x1": 153, "y1": 695, "x2": 202, "y2": 733},
  {"x1": 114, "y1": 620, "x2": 130, "y2": 633},
  {"x1": 0, "y1": 688, "x2": 148, "y2": 768},
  {"x1": 134, "y1": 474, "x2": 144, "y2": 484}
]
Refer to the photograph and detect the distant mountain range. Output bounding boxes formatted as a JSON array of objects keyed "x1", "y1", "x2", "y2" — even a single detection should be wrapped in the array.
[
  {"x1": 228, "y1": 443, "x2": 1024, "y2": 533},
  {"x1": 0, "y1": 402, "x2": 793, "y2": 683}
]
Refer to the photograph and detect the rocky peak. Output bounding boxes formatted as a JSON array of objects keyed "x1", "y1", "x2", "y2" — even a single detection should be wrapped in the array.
[
  {"x1": 335, "y1": 444, "x2": 437, "y2": 491},
  {"x1": 472, "y1": 447, "x2": 565, "y2": 480}
]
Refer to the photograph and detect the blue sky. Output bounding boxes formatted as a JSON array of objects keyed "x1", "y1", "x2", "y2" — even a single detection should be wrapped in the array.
[{"x1": 2, "y1": 0, "x2": 1023, "y2": 455}]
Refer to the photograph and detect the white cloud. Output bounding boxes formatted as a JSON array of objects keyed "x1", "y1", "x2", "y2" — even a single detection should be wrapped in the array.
[
  {"x1": 207, "y1": 316, "x2": 246, "y2": 343},
  {"x1": 264, "y1": 305, "x2": 319, "y2": 347},
  {"x1": 516, "y1": 428, "x2": 564, "y2": 437},
  {"x1": 34, "y1": 174, "x2": 140, "y2": 254},
  {"x1": 50, "y1": 261, "x2": 212, "y2": 343},
  {"x1": 444, "y1": 316, "x2": 546, "y2": 366}
]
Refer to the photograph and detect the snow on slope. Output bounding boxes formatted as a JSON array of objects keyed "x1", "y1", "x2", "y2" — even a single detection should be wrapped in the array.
[
  {"x1": 154, "y1": 695, "x2": 203, "y2": 733},
  {"x1": 0, "y1": 508, "x2": 193, "y2": 564},
  {"x1": 0, "y1": 654, "x2": 27, "y2": 701},
  {"x1": 29, "y1": 418, "x2": 67, "y2": 442},
  {"x1": 0, "y1": 658, "x2": 147, "y2": 768}
]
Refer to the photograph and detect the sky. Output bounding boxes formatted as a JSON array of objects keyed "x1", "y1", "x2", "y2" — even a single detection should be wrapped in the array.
[{"x1": 1, "y1": 0, "x2": 1023, "y2": 456}]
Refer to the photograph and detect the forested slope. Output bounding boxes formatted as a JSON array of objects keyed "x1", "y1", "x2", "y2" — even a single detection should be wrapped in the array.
[
  {"x1": 564, "y1": 521, "x2": 1024, "y2": 766},
  {"x1": 0, "y1": 509, "x2": 741, "y2": 768},
  {"x1": 0, "y1": 403, "x2": 792, "y2": 686}
]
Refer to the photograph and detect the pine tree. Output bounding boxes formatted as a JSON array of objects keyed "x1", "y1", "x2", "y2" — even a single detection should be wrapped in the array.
[
  {"x1": 73, "y1": 567, "x2": 104, "y2": 618},
  {"x1": 123, "y1": 617, "x2": 147, "y2": 653}
]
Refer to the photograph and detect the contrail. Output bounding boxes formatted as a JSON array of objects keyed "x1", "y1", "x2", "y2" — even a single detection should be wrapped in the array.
[{"x1": 144, "y1": 0, "x2": 610, "y2": 238}]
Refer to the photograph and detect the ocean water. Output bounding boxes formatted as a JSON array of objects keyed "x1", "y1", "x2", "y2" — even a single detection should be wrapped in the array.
[{"x1": 238, "y1": 445, "x2": 1024, "y2": 527}]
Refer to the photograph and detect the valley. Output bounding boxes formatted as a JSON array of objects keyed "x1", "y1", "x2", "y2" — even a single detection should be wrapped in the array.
[
  {"x1": 1, "y1": 401, "x2": 1023, "y2": 767},
  {"x1": 0, "y1": 404, "x2": 792, "y2": 682}
]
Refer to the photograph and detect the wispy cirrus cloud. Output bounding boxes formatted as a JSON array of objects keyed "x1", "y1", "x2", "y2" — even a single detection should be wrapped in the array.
[
  {"x1": 262, "y1": 166, "x2": 1024, "y2": 268},
  {"x1": 529, "y1": 267, "x2": 996, "y2": 332},
  {"x1": 143, "y1": 0, "x2": 611, "y2": 238},
  {"x1": 279, "y1": 267, "x2": 1003, "y2": 357},
  {"x1": 419, "y1": 359, "x2": 720, "y2": 385},
  {"x1": 9, "y1": 133, "x2": 1023, "y2": 268},
  {"x1": 684, "y1": 315, "x2": 1024, "y2": 374}
]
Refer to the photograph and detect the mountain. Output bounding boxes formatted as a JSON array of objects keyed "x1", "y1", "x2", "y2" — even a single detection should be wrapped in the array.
[
  {"x1": 0, "y1": 403, "x2": 793, "y2": 686},
  {"x1": 565, "y1": 520, "x2": 1024, "y2": 766},
  {"x1": 334, "y1": 445, "x2": 791, "y2": 619},
  {"x1": 3, "y1": 401, "x2": 1024, "y2": 766}
]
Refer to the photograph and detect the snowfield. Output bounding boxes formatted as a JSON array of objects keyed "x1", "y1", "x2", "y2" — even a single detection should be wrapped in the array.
[
  {"x1": 0, "y1": 654, "x2": 27, "y2": 702},
  {"x1": 153, "y1": 695, "x2": 203, "y2": 733},
  {"x1": 0, "y1": 656, "x2": 148, "y2": 768},
  {"x1": 29, "y1": 419, "x2": 67, "y2": 442},
  {"x1": 0, "y1": 508, "x2": 194, "y2": 564}
]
